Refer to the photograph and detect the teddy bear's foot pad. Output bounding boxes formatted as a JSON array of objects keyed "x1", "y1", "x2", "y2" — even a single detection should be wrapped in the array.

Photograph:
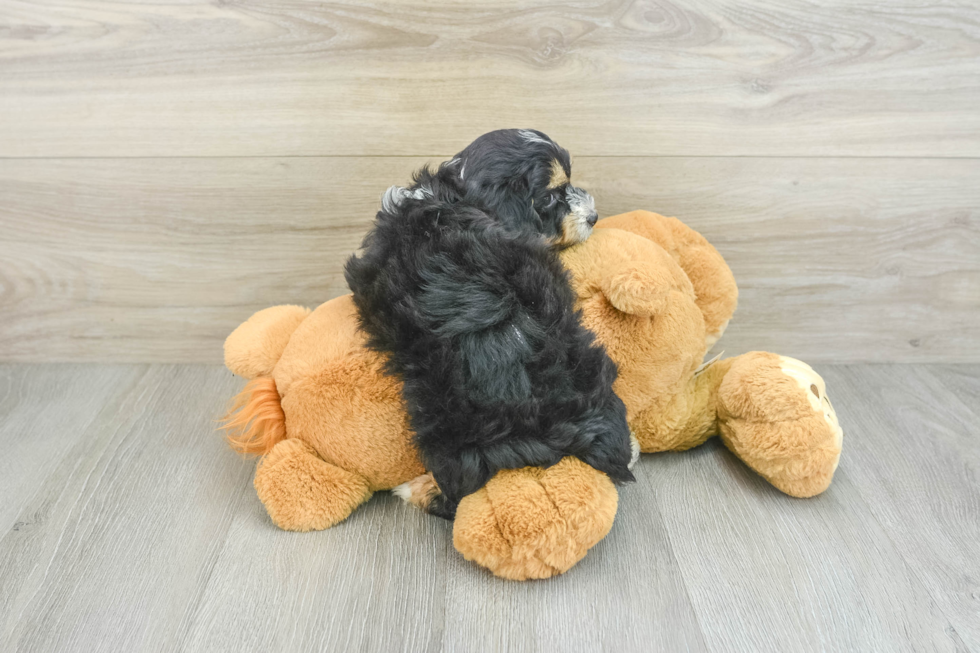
[
  {"x1": 452, "y1": 457, "x2": 618, "y2": 580},
  {"x1": 778, "y1": 356, "x2": 844, "y2": 451}
]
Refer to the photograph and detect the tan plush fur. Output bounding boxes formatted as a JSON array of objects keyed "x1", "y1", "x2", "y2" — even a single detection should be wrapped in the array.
[
  {"x1": 454, "y1": 457, "x2": 618, "y2": 580},
  {"x1": 221, "y1": 210, "x2": 844, "y2": 579},
  {"x1": 254, "y1": 438, "x2": 372, "y2": 531},
  {"x1": 221, "y1": 377, "x2": 287, "y2": 455},
  {"x1": 224, "y1": 305, "x2": 311, "y2": 379},
  {"x1": 595, "y1": 211, "x2": 738, "y2": 343},
  {"x1": 582, "y1": 212, "x2": 843, "y2": 499},
  {"x1": 717, "y1": 352, "x2": 843, "y2": 497}
]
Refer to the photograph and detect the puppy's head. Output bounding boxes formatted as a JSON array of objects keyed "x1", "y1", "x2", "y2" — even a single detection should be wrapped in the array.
[{"x1": 446, "y1": 129, "x2": 598, "y2": 246}]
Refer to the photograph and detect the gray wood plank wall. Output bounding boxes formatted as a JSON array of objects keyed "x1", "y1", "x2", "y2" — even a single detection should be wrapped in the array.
[{"x1": 1, "y1": 0, "x2": 978, "y2": 363}]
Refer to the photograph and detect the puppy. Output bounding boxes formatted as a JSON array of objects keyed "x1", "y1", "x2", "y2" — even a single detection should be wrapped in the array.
[{"x1": 345, "y1": 129, "x2": 634, "y2": 520}]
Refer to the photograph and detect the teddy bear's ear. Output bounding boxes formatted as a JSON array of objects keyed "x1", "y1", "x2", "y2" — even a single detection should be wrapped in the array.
[{"x1": 600, "y1": 268, "x2": 672, "y2": 318}]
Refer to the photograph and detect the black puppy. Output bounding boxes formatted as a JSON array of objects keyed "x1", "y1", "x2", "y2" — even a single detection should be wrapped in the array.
[{"x1": 345, "y1": 129, "x2": 634, "y2": 519}]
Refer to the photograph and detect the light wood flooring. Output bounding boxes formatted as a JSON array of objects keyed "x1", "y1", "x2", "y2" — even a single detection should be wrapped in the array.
[{"x1": 1, "y1": 363, "x2": 977, "y2": 652}]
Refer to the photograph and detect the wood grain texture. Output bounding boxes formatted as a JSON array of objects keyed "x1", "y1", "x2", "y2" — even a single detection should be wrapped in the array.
[
  {"x1": 0, "y1": 366, "x2": 251, "y2": 652},
  {"x1": 0, "y1": 364, "x2": 145, "y2": 536},
  {"x1": 1, "y1": 0, "x2": 979, "y2": 157},
  {"x1": 638, "y1": 438, "x2": 964, "y2": 652},
  {"x1": 930, "y1": 364, "x2": 980, "y2": 416},
  {"x1": 183, "y1": 494, "x2": 453, "y2": 652},
  {"x1": 592, "y1": 157, "x2": 980, "y2": 363},
  {"x1": 1, "y1": 156, "x2": 977, "y2": 363},
  {"x1": 820, "y1": 364, "x2": 980, "y2": 651},
  {"x1": 2, "y1": 363, "x2": 978, "y2": 651},
  {"x1": 441, "y1": 484, "x2": 708, "y2": 653}
]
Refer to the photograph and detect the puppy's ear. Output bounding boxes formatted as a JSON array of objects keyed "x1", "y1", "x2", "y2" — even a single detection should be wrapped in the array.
[{"x1": 441, "y1": 157, "x2": 464, "y2": 180}]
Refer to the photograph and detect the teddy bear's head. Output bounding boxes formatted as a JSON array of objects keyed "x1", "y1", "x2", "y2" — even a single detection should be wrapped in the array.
[{"x1": 559, "y1": 221, "x2": 721, "y2": 421}]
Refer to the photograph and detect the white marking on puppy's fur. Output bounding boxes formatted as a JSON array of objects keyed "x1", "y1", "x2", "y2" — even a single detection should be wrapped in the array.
[
  {"x1": 509, "y1": 323, "x2": 527, "y2": 346},
  {"x1": 381, "y1": 185, "x2": 432, "y2": 213},
  {"x1": 392, "y1": 473, "x2": 440, "y2": 510},
  {"x1": 446, "y1": 157, "x2": 465, "y2": 179},
  {"x1": 391, "y1": 482, "x2": 413, "y2": 501},
  {"x1": 629, "y1": 431, "x2": 640, "y2": 469},
  {"x1": 381, "y1": 186, "x2": 407, "y2": 213},
  {"x1": 518, "y1": 129, "x2": 552, "y2": 147},
  {"x1": 561, "y1": 186, "x2": 596, "y2": 244}
]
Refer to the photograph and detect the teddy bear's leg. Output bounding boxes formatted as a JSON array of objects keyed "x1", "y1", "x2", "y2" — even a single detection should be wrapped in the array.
[
  {"x1": 452, "y1": 457, "x2": 618, "y2": 580},
  {"x1": 253, "y1": 438, "x2": 372, "y2": 531},
  {"x1": 716, "y1": 352, "x2": 844, "y2": 498},
  {"x1": 630, "y1": 358, "x2": 733, "y2": 452}
]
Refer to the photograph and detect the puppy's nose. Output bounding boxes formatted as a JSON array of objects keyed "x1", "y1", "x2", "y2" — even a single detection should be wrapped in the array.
[{"x1": 587, "y1": 212, "x2": 598, "y2": 227}]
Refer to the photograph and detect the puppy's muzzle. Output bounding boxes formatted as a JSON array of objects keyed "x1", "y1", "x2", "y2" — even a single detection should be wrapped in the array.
[{"x1": 561, "y1": 185, "x2": 598, "y2": 244}]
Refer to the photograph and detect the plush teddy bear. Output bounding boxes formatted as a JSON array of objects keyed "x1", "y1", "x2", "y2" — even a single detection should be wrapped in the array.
[{"x1": 221, "y1": 211, "x2": 843, "y2": 580}]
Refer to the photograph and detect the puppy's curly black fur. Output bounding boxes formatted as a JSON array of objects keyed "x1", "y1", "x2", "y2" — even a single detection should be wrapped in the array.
[{"x1": 345, "y1": 129, "x2": 634, "y2": 519}]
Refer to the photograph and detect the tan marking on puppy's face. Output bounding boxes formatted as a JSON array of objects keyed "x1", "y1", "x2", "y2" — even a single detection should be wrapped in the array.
[
  {"x1": 552, "y1": 185, "x2": 597, "y2": 247},
  {"x1": 554, "y1": 212, "x2": 591, "y2": 247},
  {"x1": 547, "y1": 159, "x2": 569, "y2": 189}
]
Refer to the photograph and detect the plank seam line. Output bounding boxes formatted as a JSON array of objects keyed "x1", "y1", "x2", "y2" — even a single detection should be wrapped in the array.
[{"x1": 1, "y1": 155, "x2": 980, "y2": 161}]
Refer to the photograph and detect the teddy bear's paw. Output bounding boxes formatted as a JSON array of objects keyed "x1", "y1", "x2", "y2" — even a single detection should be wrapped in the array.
[
  {"x1": 254, "y1": 438, "x2": 372, "y2": 531},
  {"x1": 452, "y1": 457, "x2": 618, "y2": 581},
  {"x1": 717, "y1": 352, "x2": 844, "y2": 498}
]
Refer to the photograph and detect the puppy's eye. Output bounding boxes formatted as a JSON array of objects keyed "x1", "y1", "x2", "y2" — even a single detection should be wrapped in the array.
[{"x1": 541, "y1": 194, "x2": 558, "y2": 210}]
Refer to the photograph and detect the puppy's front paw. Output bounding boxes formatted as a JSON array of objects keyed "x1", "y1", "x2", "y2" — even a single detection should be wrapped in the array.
[{"x1": 393, "y1": 473, "x2": 440, "y2": 510}]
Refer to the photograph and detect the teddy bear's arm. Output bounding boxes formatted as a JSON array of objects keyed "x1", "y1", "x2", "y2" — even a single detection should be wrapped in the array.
[
  {"x1": 563, "y1": 228, "x2": 683, "y2": 318},
  {"x1": 596, "y1": 211, "x2": 737, "y2": 344},
  {"x1": 716, "y1": 353, "x2": 843, "y2": 498}
]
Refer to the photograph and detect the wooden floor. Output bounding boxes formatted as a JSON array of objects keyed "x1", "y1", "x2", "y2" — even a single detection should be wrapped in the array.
[
  {"x1": 1, "y1": 363, "x2": 977, "y2": 652},
  {"x1": 2, "y1": 0, "x2": 978, "y2": 650}
]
